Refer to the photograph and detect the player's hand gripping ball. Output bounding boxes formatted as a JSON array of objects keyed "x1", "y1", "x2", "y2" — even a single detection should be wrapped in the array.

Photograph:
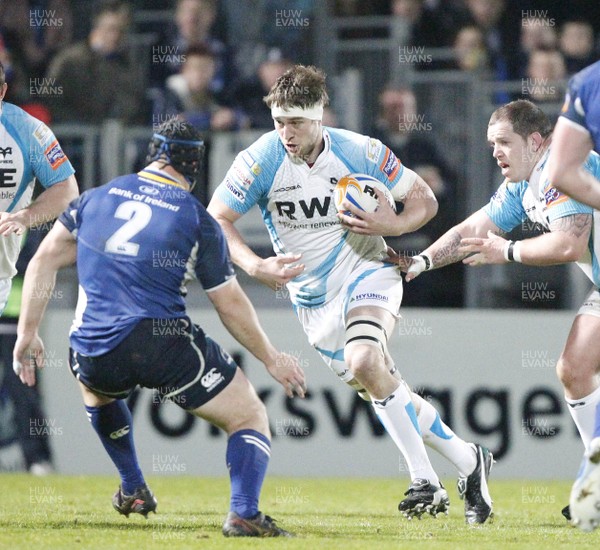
[{"x1": 334, "y1": 173, "x2": 396, "y2": 217}]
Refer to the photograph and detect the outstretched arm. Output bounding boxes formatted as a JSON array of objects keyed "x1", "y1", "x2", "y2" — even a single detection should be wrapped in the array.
[
  {"x1": 0, "y1": 175, "x2": 78, "y2": 235},
  {"x1": 13, "y1": 221, "x2": 77, "y2": 386},
  {"x1": 387, "y1": 208, "x2": 499, "y2": 281},
  {"x1": 207, "y1": 197, "x2": 305, "y2": 289},
  {"x1": 460, "y1": 213, "x2": 592, "y2": 267},
  {"x1": 207, "y1": 277, "x2": 307, "y2": 398}
]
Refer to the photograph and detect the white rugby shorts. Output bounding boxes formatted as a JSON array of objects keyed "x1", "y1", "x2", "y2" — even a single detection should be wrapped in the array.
[
  {"x1": 0, "y1": 278, "x2": 12, "y2": 316},
  {"x1": 295, "y1": 262, "x2": 402, "y2": 380}
]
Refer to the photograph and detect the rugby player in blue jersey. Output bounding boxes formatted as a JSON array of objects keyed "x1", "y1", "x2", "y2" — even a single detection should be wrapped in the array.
[
  {"x1": 208, "y1": 64, "x2": 494, "y2": 524},
  {"x1": 12, "y1": 119, "x2": 306, "y2": 537},
  {"x1": 548, "y1": 59, "x2": 600, "y2": 208},
  {"x1": 399, "y1": 99, "x2": 600, "y2": 527},
  {"x1": 545, "y1": 59, "x2": 600, "y2": 531}
]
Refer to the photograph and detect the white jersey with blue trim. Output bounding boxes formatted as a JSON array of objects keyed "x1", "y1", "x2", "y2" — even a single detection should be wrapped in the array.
[
  {"x1": 0, "y1": 101, "x2": 75, "y2": 278},
  {"x1": 484, "y1": 148, "x2": 600, "y2": 286},
  {"x1": 213, "y1": 127, "x2": 417, "y2": 308}
]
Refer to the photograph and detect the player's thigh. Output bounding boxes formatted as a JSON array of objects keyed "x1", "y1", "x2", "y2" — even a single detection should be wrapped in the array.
[
  {"x1": 346, "y1": 305, "x2": 397, "y2": 337},
  {"x1": 561, "y1": 313, "x2": 600, "y2": 372},
  {"x1": 190, "y1": 367, "x2": 268, "y2": 435},
  {"x1": 77, "y1": 381, "x2": 115, "y2": 407}
]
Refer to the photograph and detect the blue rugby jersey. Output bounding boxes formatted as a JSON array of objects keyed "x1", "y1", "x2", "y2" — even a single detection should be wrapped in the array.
[
  {"x1": 560, "y1": 59, "x2": 600, "y2": 152},
  {"x1": 59, "y1": 168, "x2": 235, "y2": 355}
]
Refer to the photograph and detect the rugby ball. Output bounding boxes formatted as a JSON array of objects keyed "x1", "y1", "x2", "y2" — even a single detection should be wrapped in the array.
[
  {"x1": 334, "y1": 173, "x2": 395, "y2": 216},
  {"x1": 570, "y1": 440, "x2": 600, "y2": 532}
]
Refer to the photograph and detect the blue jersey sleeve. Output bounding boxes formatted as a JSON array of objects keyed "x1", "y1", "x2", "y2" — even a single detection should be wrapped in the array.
[
  {"x1": 193, "y1": 206, "x2": 236, "y2": 291},
  {"x1": 560, "y1": 60, "x2": 600, "y2": 151},
  {"x1": 58, "y1": 191, "x2": 92, "y2": 234},
  {"x1": 483, "y1": 181, "x2": 528, "y2": 232}
]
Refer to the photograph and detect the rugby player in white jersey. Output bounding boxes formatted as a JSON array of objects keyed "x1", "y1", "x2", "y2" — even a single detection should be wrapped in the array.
[
  {"x1": 397, "y1": 99, "x2": 600, "y2": 524},
  {"x1": 208, "y1": 64, "x2": 494, "y2": 523}
]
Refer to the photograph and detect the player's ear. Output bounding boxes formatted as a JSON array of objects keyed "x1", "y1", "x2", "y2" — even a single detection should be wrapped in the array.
[{"x1": 529, "y1": 132, "x2": 543, "y2": 152}]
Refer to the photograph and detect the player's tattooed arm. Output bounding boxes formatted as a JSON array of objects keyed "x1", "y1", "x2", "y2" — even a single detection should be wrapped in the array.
[
  {"x1": 430, "y1": 229, "x2": 466, "y2": 268},
  {"x1": 548, "y1": 213, "x2": 592, "y2": 239},
  {"x1": 399, "y1": 209, "x2": 503, "y2": 281},
  {"x1": 432, "y1": 226, "x2": 509, "y2": 267}
]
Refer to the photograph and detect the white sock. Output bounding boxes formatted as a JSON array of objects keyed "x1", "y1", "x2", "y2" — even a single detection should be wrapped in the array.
[
  {"x1": 373, "y1": 384, "x2": 439, "y2": 484},
  {"x1": 565, "y1": 385, "x2": 600, "y2": 450},
  {"x1": 414, "y1": 394, "x2": 476, "y2": 477}
]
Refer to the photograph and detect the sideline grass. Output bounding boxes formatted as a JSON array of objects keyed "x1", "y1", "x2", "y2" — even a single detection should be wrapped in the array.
[{"x1": 0, "y1": 475, "x2": 599, "y2": 549}]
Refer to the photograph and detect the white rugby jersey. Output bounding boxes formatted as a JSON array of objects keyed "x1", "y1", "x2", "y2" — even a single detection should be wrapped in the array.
[
  {"x1": 213, "y1": 127, "x2": 417, "y2": 308},
  {"x1": 0, "y1": 101, "x2": 74, "y2": 279},
  {"x1": 484, "y1": 148, "x2": 600, "y2": 286}
]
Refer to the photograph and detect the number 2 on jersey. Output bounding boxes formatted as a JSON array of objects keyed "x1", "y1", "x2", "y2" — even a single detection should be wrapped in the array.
[{"x1": 105, "y1": 200, "x2": 153, "y2": 256}]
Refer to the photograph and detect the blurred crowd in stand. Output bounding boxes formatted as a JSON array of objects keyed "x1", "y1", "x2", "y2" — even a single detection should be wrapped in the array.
[{"x1": 0, "y1": 0, "x2": 597, "y2": 304}]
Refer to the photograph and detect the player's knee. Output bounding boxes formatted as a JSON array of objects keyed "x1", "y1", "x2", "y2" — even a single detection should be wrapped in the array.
[
  {"x1": 228, "y1": 395, "x2": 270, "y2": 436},
  {"x1": 345, "y1": 344, "x2": 385, "y2": 381},
  {"x1": 556, "y1": 355, "x2": 592, "y2": 392},
  {"x1": 556, "y1": 356, "x2": 573, "y2": 388},
  {"x1": 344, "y1": 314, "x2": 388, "y2": 381}
]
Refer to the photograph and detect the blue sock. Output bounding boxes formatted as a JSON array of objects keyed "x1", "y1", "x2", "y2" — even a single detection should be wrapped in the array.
[
  {"x1": 593, "y1": 402, "x2": 600, "y2": 440},
  {"x1": 85, "y1": 401, "x2": 145, "y2": 495},
  {"x1": 226, "y1": 429, "x2": 271, "y2": 518}
]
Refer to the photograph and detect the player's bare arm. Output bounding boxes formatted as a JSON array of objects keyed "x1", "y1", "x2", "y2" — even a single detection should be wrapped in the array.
[
  {"x1": 0, "y1": 175, "x2": 78, "y2": 236},
  {"x1": 460, "y1": 213, "x2": 592, "y2": 267},
  {"x1": 388, "y1": 208, "x2": 499, "y2": 281},
  {"x1": 548, "y1": 118, "x2": 600, "y2": 209},
  {"x1": 207, "y1": 277, "x2": 306, "y2": 398},
  {"x1": 13, "y1": 221, "x2": 77, "y2": 386},
  {"x1": 208, "y1": 197, "x2": 305, "y2": 289},
  {"x1": 339, "y1": 175, "x2": 438, "y2": 236}
]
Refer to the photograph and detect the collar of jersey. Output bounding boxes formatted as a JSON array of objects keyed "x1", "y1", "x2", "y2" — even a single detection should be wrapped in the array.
[
  {"x1": 321, "y1": 128, "x2": 331, "y2": 156},
  {"x1": 525, "y1": 148, "x2": 550, "y2": 187},
  {"x1": 137, "y1": 168, "x2": 187, "y2": 189}
]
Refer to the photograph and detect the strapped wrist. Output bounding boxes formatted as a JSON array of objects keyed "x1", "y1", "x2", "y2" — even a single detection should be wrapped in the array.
[
  {"x1": 417, "y1": 253, "x2": 432, "y2": 271},
  {"x1": 504, "y1": 240, "x2": 522, "y2": 263}
]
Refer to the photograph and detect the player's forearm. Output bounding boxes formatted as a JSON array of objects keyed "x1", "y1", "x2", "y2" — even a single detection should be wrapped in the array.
[
  {"x1": 393, "y1": 197, "x2": 438, "y2": 236},
  {"x1": 210, "y1": 281, "x2": 278, "y2": 365},
  {"x1": 17, "y1": 256, "x2": 56, "y2": 336},
  {"x1": 212, "y1": 216, "x2": 263, "y2": 277},
  {"x1": 12, "y1": 176, "x2": 78, "y2": 228},
  {"x1": 421, "y1": 210, "x2": 500, "y2": 270},
  {"x1": 422, "y1": 228, "x2": 466, "y2": 270},
  {"x1": 511, "y1": 222, "x2": 589, "y2": 266}
]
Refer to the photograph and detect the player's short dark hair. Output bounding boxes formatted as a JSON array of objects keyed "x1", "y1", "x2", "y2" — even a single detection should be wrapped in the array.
[
  {"x1": 0, "y1": 60, "x2": 5, "y2": 88},
  {"x1": 489, "y1": 100, "x2": 552, "y2": 140},
  {"x1": 263, "y1": 64, "x2": 330, "y2": 110}
]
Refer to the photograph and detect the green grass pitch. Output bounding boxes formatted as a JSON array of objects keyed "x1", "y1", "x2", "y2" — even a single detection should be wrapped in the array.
[{"x1": 1, "y1": 475, "x2": 599, "y2": 549}]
